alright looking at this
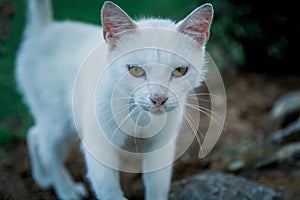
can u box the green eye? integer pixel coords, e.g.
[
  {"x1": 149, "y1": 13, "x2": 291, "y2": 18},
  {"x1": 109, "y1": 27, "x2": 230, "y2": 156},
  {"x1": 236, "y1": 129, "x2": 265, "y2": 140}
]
[
  {"x1": 172, "y1": 67, "x2": 188, "y2": 77},
  {"x1": 128, "y1": 65, "x2": 145, "y2": 77}
]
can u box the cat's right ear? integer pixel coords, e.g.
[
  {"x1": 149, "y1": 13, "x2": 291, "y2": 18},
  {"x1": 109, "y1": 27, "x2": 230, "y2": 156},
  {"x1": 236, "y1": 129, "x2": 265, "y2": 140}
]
[
  {"x1": 101, "y1": 1, "x2": 137, "y2": 49},
  {"x1": 176, "y1": 3, "x2": 213, "y2": 46}
]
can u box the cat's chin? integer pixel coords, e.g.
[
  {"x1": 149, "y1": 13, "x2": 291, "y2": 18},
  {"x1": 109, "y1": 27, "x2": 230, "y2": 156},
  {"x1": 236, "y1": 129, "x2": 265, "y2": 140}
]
[
  {"x1": 149, "y1": 106, "x2": 173, "y2": 115},
  {"x1": 150, "y1": 109, "x2": 165, "y2": 115},
  {"x1": 138, "y1": 105, "x2": 166, "y2": 115}
]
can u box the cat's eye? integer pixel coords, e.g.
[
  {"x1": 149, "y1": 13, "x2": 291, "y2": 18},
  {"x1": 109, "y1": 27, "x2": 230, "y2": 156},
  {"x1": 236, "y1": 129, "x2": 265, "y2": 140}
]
[
  {"x1": 172, "y1": 67, "x2": 188, "y2": 77},
  {"x1": 127, "y1": 65, "x2": 145, "y2": 77}
]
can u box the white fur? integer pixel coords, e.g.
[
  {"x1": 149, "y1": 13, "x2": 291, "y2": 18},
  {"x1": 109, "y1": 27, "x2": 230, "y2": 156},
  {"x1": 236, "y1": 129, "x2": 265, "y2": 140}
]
[{"x1": 16, "y1": 1, "x2": 213, "y2": 199}]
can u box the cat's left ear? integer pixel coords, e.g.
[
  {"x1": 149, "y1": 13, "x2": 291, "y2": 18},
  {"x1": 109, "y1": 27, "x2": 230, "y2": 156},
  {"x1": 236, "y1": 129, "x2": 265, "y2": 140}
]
[
  {"x1": 177, "y1": 3, "x2": 213, "y2": 46},
  {"x1": 101, "y1": 1, "x2": 137, "y2": 48}
]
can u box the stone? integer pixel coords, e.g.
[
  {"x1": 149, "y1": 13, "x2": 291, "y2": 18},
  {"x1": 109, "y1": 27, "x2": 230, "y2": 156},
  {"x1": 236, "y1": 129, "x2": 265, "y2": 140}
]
[{"x1": 170, "y1": 171, "x2": 282, "y2": 200}]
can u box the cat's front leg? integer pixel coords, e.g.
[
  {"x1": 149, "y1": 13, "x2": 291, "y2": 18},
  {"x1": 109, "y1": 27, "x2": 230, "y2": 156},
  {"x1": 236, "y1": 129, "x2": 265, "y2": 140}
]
[
  {"x1": 83, "y1": 149, "x2": 127, "y2": 200},
  {"x1": 143, "y1": 165, "x2": 173, "y2": 200},
  {"x1": 142, "y1": 141, "x2": 176, "y2": 200}
]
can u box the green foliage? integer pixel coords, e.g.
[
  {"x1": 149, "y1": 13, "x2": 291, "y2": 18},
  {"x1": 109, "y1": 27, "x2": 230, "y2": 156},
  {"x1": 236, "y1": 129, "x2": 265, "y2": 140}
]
[{"x1": 0, "y1": 0, "x2": 32, "y2": 147}]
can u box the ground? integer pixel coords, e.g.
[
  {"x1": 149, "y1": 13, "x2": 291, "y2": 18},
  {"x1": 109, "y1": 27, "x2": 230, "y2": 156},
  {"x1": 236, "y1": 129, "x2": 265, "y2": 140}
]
[{"x1": 0, "y1": 72, "x2": 299, "y2": 200}]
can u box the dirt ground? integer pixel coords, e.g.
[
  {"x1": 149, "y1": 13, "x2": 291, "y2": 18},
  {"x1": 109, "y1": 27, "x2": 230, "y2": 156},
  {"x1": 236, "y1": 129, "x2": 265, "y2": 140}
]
[{"x1": 1, "y1": 72, "x2": 300, "y2": 200}]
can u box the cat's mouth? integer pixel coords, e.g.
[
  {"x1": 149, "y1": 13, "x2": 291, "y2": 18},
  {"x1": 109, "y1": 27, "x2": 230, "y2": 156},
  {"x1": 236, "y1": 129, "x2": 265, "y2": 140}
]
[
  {"x1": 149, "y1": 106, "x2": 166, "y2": 115},
  {"x1": 136, "y1": 101, "x2": 178, "y2": 114}
]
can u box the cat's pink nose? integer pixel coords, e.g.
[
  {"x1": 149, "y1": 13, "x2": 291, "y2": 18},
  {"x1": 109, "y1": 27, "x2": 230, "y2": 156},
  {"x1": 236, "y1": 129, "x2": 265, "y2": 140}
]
[{"x1": 150, "y1": 96, "x2": 168, "y2": 106}]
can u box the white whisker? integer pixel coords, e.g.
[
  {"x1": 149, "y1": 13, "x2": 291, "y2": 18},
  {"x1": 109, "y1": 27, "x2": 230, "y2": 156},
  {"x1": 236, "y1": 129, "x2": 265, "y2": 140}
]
[
  {"x1": 101, "y1": 103, "x2": 135, "y2": 128},
  {"x1": 185, "y1": 111, "x2": 204, "y2": 139},
  {"x1": 110, "y1": 96, "x2": 134, "y2": 100},
  {"x1": 187, "y1": 96, "x2": 211, "y2": 103},
  {"x1": 185, "y1": 103, "x2": 223, "y2": 128},
  {"x1": 98, "y1": 103, "x2": 132, "y2": 115},
  {"x1": 187, "y1": 93, "x2": 218, "y2": 97},
  {"x1": 133, "y1": 109, "x2": 143, "y2": 153},
  {"x1": 185, "y1": 103, "x2": 222, "y2": 120},
  {"x1": 183, "y1": 112, "x2": 204, "y2": 156},
  {"x1": 110, "y1": 106, "x2": 140, "y2": 141},
  {"x1": 111, "y1": 95, "x2": 146, "y2": 100}
]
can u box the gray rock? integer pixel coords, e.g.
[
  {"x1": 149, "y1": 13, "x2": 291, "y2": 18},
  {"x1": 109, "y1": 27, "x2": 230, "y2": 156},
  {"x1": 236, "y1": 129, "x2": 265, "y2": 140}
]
[{"x1": 170, "y1": 171, "x2": 282, "y2": 200}]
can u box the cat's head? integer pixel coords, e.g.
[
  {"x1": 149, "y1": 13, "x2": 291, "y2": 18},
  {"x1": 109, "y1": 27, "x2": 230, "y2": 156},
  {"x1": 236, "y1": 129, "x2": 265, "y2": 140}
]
[{"x1": 101, "y1": 1, "x2": 213, "y2": 114}]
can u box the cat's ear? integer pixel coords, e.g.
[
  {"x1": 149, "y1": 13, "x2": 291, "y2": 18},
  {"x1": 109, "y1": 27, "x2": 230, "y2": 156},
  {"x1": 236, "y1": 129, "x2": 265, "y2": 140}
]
[
  {"x1": 177, "y1": 3, "x2": 213, "y2": 46},
  {"x1": 101, "y1": 1, "x2": 137, "y2": 48}
]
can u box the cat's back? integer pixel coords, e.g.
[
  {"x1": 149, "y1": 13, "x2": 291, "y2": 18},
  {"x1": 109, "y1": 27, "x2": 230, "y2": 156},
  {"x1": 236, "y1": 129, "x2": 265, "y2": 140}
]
[
  {"x1": 16, "y1": 20, "x2": 102, "y2": 117},
  {"x1": 17, "y1": 20, "x2": 102, "y2": 71}
]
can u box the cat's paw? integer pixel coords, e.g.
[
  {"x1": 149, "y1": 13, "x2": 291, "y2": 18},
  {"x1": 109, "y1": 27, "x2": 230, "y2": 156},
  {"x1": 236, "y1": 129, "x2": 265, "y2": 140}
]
[
  {"x1": 74, "y1": 183, "x2": 88, "y2": 198},
  {"x1": 32, "y1": 173, "x2": 52, "y2": 190},
  {"x1": 58, "y1": 182, "x2": 88, "y2": 200}
]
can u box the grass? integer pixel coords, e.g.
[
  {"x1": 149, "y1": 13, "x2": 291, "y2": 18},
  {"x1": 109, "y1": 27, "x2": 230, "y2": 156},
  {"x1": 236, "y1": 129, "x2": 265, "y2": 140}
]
[{"x1": 0, "y1": 0, "x2": 207, "y2": 147}]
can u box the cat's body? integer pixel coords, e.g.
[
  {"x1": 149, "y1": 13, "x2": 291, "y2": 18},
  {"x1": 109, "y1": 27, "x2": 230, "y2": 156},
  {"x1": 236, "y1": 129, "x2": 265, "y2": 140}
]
[{"x1": 16, "y1": 0, "x2": 213, "y2": 199}]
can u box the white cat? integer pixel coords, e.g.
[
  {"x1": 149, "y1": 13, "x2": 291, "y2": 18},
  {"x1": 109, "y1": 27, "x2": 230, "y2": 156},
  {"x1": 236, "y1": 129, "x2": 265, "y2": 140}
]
[{"x1": 16, "y1": 0, "x2": 213, "y2": 199}]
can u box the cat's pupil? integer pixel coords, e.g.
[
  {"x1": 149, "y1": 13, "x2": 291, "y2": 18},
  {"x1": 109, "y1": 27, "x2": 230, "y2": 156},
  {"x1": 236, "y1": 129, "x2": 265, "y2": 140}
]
[{"x1": 172, "y1": 67, "x2": 188, "y2": 77}]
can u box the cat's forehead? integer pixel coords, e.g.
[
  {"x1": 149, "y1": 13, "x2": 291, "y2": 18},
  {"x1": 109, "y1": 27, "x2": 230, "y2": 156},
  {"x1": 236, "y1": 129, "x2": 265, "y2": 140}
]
[
  {"x1": 118, "y1": 48, "x2": 190, "y2": 67},
  {"x1": 109, "y1": 27, "x2": 204, "y2": 65}
]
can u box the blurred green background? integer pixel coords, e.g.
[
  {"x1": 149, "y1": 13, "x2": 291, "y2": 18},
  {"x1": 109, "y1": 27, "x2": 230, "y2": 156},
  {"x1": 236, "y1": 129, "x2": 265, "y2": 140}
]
[{"x1": 0, "y1": 0, "x2": 298, "y2": 146}]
